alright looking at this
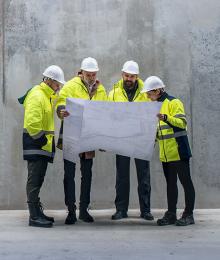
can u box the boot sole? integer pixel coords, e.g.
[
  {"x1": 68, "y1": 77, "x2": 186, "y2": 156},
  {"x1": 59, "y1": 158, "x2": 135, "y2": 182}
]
[
  {"x1": 176, "y1": 221, "x2": 195, "y2": 226},
  {"x1": 65, "y1": 220, "x2": 77, "y2": 225},
  {"x1": 141, "y1": 216, "x2": 154, "y2": 221},
  {"x1": 29, "y1": 221, "x2": 53, "y2": 228},
  {"x1": 157, "y1": 220, "x2": 176, "y2": 226},
  {"x1": 111, "y1": 215, "x2": 128, "y2": 220}
]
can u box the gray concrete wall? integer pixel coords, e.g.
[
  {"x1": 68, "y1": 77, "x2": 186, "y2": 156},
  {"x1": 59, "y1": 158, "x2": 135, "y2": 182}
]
[{"x1": 0, "y1": 0, "x2": 220, "y2": 209}]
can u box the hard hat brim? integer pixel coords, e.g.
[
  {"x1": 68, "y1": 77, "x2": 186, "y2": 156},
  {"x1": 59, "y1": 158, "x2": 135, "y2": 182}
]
[
  {"x1": 81, "y1": 68, "x2": 99, "y2": 72},
  {"x1": 57, "y1": 80, "x2": 66, "y2": 85},
  {"x1": 141, "y1": 85, "x2": 165, "y2": 93},
  {"x1": 122, "y1": 69, "x2": 139, "y2": 75},
  {"x1": 140, "y1": 89, "x2": 147, "y2": 93},
  {"x1": 42, "y1": 73, "x2": 66, "y2": 85}
]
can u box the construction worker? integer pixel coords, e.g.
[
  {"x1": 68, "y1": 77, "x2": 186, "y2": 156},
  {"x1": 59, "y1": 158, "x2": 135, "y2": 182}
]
[
  {"x1": 56, "y1": 57, "x2": 107, "y2": 224},
  {"x1": 108, "y1": 61, "x2": 154, "y2": 221},
  {"x1": 141, "y1": 76, "x2": 195, "y2": 226},
  {"x1": 18, "y1": 65, "x2": 65, "y2": 227}
]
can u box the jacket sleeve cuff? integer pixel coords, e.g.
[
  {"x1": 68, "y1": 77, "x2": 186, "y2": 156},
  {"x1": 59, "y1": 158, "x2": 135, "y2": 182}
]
[{"x1": 164, "y1": 115, "x2": 175, "y2": 128}]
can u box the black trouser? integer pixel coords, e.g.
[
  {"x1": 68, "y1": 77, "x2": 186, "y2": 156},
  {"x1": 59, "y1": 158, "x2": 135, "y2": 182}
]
[
  {"x1": 115, "y1": 155, "x2": 151, "y2": 213},
  {"x1": 26, "y1": 160, "x2": 48, "y2": 203},
  {"x1": 64, "y1": 159, "x2": 76, "y2": 207},
  {"x1": 162, "y1": 160, "x2": 195, "y2": 215},
  {"x1": 64, "y1": 158, "x2": 93, "y2": 210}
]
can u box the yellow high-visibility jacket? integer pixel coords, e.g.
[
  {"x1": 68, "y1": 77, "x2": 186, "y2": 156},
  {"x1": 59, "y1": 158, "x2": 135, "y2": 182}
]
[
  {"x1": 20, "y1": 82, "x2": 56, "y2": 162},
  {"x1": 56, "y1": 76, "x2": 107, "y2": 158},
  {"x1": 108, "y1": 78, "x2": 150, "y2": 102},
  {"x1": 56, "y1": 76, "x2": 107, "y2": 110},
  {"x1": 157, "y1": 92, "x2": 192, "y2": 162}
]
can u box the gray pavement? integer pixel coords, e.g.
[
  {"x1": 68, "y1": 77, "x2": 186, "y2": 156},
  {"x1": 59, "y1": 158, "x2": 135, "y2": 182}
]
[{"x1": 0, "y1": 209, "x2": 220, "y2": 260}]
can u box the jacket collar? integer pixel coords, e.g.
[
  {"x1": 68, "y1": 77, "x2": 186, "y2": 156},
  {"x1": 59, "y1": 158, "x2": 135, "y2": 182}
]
[
  {"x1": 116, "y1": 78, "x2": 143, "y2": 92},
  {"x1": 72, "y1": 76, "x2": 101, "y2": 96},
  {"x1": 157, "y1": 92, "x2": 168, "y2": 102},
  {"x1": 39, "y1": 82, "x2": 55, "y2": 98}
]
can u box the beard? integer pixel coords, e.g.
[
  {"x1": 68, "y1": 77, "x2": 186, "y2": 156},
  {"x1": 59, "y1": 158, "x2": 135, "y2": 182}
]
[
  {"x1": 124, "y1": 80, "x2": 135, "y2": 89},
  {"x1": 84, "y1": 78, "x2": 96, "y2": 86}
]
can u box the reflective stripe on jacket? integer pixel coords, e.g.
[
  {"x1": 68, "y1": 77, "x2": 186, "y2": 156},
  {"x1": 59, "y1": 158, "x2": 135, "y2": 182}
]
[
  {"x1": 108, "y1": 78, "x2": 150, "y2": 102},
  {"x1": 157, "y1": 92, "x2": 192, "y2": 162},
  {"x1": 21, "y1": 82, "x2": 56, "y2": 162},
  {"x1": 56, "y1": 76, "x2": 107, "y2": 159}
]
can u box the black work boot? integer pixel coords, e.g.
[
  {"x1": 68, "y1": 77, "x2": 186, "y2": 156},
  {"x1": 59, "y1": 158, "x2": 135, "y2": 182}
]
[
  {"x1": 111, "y1": 211, "x2": 128, "y2": 220},
  {"x1": 28, "y1": 203, "x2": 53, "y2": 228},
  {"x1": 140, "y1": 212, "x2": 154, "y2": 221},
  {"x1": 38, "y1": 201, "x2": 54, "y2": 223},
  {"x1": 157, "y1": 211, "x2": 177, "y2": 226},
  {"x1": 176, "y1": 212, "x2": 195, "y2": 226},
  {"x1": 79, "y1": 208, "x2": 94, "y2": 223},
  {"x1": 65, "y1": 206, "x2": 77, "y2": 225}
]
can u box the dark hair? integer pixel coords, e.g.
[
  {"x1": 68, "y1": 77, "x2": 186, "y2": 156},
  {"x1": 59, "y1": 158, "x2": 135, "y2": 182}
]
[{"x1": 77, "y1": 70, "x2": 83, "y2": 76}]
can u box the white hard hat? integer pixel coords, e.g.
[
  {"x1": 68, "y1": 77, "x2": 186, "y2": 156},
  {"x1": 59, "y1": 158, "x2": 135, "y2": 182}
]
[
  {"x1": 141, "y1": 76, "x2": 165, "y2": 93},
  {"x1": 122, "y1": 60, "x2": 139, "y2": 75},
  {"x1": 80, "y1": 57, "x2": 99, "y2": 72},
  {"x1": 43, "y1": 65, "x2": 66, "y2": 85}
]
